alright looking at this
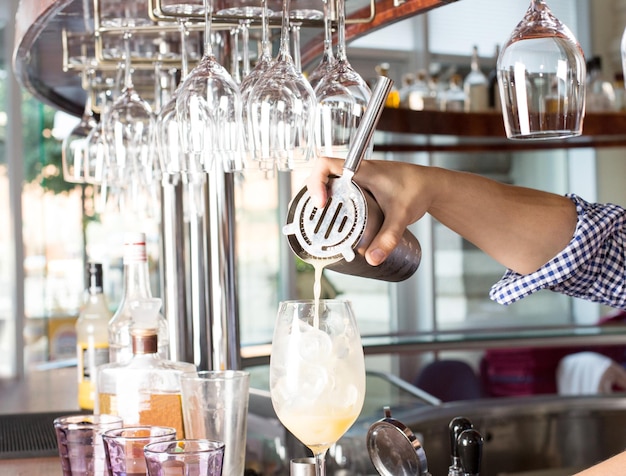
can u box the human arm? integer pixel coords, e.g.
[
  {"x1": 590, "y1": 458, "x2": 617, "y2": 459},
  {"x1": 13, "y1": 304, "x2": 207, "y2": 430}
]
[
  {"x1": 306, "y1": 156, "x2": 577, "y2": 275},
  {"x1": 574, "y1": 452, "x2": 626, "y2": 476}
]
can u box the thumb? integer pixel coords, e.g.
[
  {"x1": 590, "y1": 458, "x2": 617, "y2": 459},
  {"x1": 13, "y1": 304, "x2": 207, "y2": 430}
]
[{"x1": 364, "y1": 223, "x2": 406, "y2": 266}]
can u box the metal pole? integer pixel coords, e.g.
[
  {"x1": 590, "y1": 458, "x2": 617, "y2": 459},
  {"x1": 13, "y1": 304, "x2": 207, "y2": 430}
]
[
  {"x1": 160, "y1": 175, "x2": 193, "y2": 363},
  {"x1": 206, "y1": 163, "x2": 241, "y2": 370}
]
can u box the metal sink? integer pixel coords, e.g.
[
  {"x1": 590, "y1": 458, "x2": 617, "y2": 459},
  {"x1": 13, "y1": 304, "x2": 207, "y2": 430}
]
[{"x1": 376, "y1": 394, "x2": 626, "y2": 476}]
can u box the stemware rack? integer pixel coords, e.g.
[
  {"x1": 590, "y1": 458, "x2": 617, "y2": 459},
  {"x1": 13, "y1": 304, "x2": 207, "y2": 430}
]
[{"x1": 15, "y1": 0, "x2": 454, "y2": 117}]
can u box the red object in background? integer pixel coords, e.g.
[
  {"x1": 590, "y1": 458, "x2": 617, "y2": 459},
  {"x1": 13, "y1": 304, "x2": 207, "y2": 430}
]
[{"x1": 481, "y1": 344, "x2": 626, "y2": 397}]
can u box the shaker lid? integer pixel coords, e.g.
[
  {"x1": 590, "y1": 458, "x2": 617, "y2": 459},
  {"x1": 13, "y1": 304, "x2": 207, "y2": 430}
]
[{"x1": 367, "y1": 406, "x2": 429, "y2": 476}]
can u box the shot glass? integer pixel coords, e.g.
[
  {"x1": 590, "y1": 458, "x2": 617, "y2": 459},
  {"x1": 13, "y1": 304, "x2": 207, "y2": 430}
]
[
  {"x1": 181, "y1": 370, "x2": 250, "y2": 476},
  {"x1": 102, "y1": 426, "x2": 177, "y2": 476},
  {"x1": 53, "y1": 413, "x2": 124, "y2": 476},
  {"x1": 144, "y1": 439, "x2": 225, "y2": 476}
]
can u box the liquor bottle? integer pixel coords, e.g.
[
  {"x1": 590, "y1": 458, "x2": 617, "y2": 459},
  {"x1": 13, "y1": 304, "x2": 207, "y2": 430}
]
[
  {"x1": 400, "y1": 70, "x2": 433, "y2": 111},
  {"x1": 439, "y1": 74, "x2": 466, "y2": 112},
  {"x1": 98, "y1": 298, "x2": 195, "y2": 438},
  {"x1": 76, "y1": 262, "x2": 111, "y2": 410},
  {"x1": 375, "y1": 63, "x2": 400, "y2": 108},
  {"x1": 586, "y1": 56, "x2": 616, "y2": 112},
  {"x1": 487, "y1": 44, "x2": 501, "y2": 111},
  {"x1": 108, "y1": 232, "x2": 169, "y2": 363},
  {"x1": 463, "y1": 45, "x2": 489, "y2": 112}
]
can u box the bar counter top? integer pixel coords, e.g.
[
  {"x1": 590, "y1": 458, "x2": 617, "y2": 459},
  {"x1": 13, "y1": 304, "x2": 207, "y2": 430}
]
[
  {"x1": 0, "y1": 366, "x2": 78, "y2": 474},
  {"x1": 1, "y1": 457, "x2": 61, "y2": 475}
]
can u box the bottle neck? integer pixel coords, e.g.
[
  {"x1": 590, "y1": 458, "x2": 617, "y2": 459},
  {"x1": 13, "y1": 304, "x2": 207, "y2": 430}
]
[
  {"x1": 121, "y1": 239, "x2": 152, "y2": 299},
  {"x1": 471, "y1": 48, "x2": 480, "y2": 72},
  {"x1": 132, "y1": 331, "x2": 159, "y2": 355},
  {"x1": 122, "y1": 259, "x2": 153, "y2": 299},
  {"x1": 88, "y1": 285, "x2": 104, "y2": 296}
]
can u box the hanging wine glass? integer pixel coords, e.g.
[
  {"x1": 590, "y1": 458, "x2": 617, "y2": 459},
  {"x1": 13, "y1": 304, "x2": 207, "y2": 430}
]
[
  {"x1": 175, "y1": 0, "x2": 245, "y2": 173},
  {"x1": 102, "y1": 30, "x2": 156, "y2": 216},
  {"x1": 155, "y1": 20, "x2": 208, "y2": 218},
  {"x1": 62, "y1": 68, "x2": 98, "y2": 184},
  {"x1": 85, "y1": 81, "x2": 114, "y2": 186},
  {"x1": 306, "y1": 0, "x2": 335, "y2": 90},
  {"x1": 239, "y1": 0, "x2": 275, "y2": 168},
  {"x1": 497, "y1": 0, "x2": 586, "y2": 140},
  {"x1": 247, "y1": 0, "x2": 317, "y2": 171},
  {"x1": 313, "y1": 0, "x2": 371, "y2": 159}
]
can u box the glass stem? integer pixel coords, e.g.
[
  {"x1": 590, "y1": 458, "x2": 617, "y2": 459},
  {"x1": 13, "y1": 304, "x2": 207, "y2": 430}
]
[
  {"x1": 241, "y1": 20, "x2": 251, "y2": 78},
  {"x1": 291, "y1": 22, "x2": 302, "y2": 72},
  {"x1": 231, "y1": 26, "x2": 241, "y2": 83},
  {"x1": 261, "y1": 0, "x2": 271, "y2": 58},
  {"x1": 179, "y1": 19, "x2": 189, "y2": 78},
  {"x1": 314, "y1": 450, "x2": 327, "y2": 476},
  {"x1": 322, "y1": 0, "x2": 334, "y2": 60},
  {"x1": 123, "y1": 30, "x2": 133, "y2": 90},
  {"x1": 336, "y1": 0, "x2": 347, "y2": 62},
  {"x1": 278, "y1": 0, "x2": 292, "y2": 59},
  {"x1": 203, "y1": 0, "x2": 214, "y2": 57}
]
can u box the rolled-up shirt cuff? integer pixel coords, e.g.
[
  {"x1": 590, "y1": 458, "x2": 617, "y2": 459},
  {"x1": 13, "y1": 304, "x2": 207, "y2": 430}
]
[{"x1": 490, "y1": 194, "x2": 626, "y2": 307}]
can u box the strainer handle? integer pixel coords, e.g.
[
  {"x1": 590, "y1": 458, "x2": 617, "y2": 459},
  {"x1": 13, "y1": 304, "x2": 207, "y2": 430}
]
[{"x1": 343, "y1": 75, "x2": 394, "y2": 174}]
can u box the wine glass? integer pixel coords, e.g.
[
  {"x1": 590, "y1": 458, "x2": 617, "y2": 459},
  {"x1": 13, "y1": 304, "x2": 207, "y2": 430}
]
[
  {"x1": 247, "y1": 0, "x2": 317, "y2": 171},
  {"x1": 306, "y1": 0, "x2": 335, "y2": 90},
  {"x1": 62, "y1": 69, "x2": 98, "y2": 183},
  {"x1": 269, "y1": 299, "x2": 366, "y2": 476},
  {"x1": 239, "y1": 0, "x2": 274, "y2": 168},
  {"x1": 497, "y1": 0, "x2": 586, "y2": 140},
  {"x1": 313, "y1": 0, "x2": 371, "y2": 159},
  {"x1": 85, "y1": 83, "x2": 114, "y2": 186},
  {"x1": 102, "y1": 30, "x2": 156, "y2": 216},
  {"x1": 175, "y1": 0, "x2": 244, "y2": 173}
]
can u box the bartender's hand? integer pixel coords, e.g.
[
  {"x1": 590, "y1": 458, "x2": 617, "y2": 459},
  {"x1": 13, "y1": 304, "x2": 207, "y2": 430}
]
[{"x1": 306, "y1": 156, "x2": 433, "y2": 267}]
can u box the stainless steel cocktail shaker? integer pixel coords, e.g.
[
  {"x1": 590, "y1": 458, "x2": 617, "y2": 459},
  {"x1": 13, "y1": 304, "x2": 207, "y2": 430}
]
[{"x1": 282, "y1": 76, "x2": 422, "y2": 282}]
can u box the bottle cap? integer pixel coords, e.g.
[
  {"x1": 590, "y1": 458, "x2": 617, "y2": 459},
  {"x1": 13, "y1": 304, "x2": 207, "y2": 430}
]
[
  {"x1": 123, "y1": 232, "x2": 147, "y2": 263},
  {"x1": 87, "y1": 262, "x2": 103, "y2": 292}
]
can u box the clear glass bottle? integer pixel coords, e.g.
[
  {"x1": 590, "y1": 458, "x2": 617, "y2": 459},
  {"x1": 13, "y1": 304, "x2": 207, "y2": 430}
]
[
  {"x1": 463, "y1": 45, "x2": 489, "y2": 112},
  {"x1": 586, "y1": 56, "x2": 616, "y2": 112},
  {"x1": 76, "y1": 262, "x2": 111, "y2": 410},
  {"x1": 108, "y1": 232, "x2": 169, "y2": 363},
  {"x1": 404, "y1": 70, "x2": 434, "y2": 111},
  {"x1": 98, "y1": 298, "x2": 195, "y2": 438},
  {"x1": 439, "y1": 74, "x2": 466, "y2": 112}
]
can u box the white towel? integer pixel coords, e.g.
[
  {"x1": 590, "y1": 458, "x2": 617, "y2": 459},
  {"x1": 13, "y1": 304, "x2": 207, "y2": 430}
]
[{"x1": 556, "y1": 352, "x2": 613, "y2": 395}]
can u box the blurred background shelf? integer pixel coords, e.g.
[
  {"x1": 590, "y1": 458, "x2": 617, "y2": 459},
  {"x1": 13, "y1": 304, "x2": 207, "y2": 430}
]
[{"x1": 375, "y1": 108, "x2": 626, "y2": 152}]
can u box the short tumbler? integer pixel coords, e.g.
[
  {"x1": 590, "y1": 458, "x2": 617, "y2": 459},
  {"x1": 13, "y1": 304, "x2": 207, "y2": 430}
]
[
  {"x1": 53, "y1": 413, "x2": 123, "y2": 476},
  {"x1": 144, "y1": 439, "x2": 225, "y2": 476},
  {"x1": 102, "y1": 425, "x2": 177, "y2": 476}
]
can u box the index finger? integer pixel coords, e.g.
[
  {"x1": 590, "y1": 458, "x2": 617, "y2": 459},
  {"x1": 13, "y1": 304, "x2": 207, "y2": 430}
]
[{"x1": 305, "y1": 157, "x2": 346, "y2": 208}]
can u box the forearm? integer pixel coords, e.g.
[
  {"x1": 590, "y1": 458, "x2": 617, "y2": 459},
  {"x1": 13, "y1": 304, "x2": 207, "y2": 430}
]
[
  {"x1": 307, "y1": 157, "x2": 578, "y2": 274},
  {"x1": 575, "y1": 451, "x2": 626, "y2": 476},
  {"x1": 423, "y1": 167, "x2": 577, "y2": 274}
]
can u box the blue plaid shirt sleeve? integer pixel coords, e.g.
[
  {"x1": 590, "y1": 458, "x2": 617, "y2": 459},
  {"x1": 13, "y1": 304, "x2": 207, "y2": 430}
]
[{"x1": 490, "y1": 194, "x2": 626, "y2": 308}]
